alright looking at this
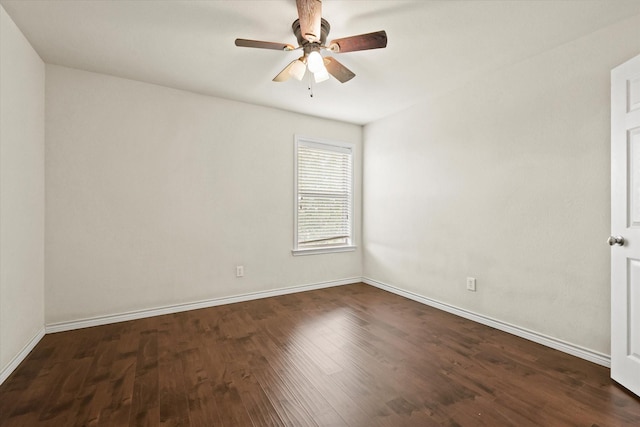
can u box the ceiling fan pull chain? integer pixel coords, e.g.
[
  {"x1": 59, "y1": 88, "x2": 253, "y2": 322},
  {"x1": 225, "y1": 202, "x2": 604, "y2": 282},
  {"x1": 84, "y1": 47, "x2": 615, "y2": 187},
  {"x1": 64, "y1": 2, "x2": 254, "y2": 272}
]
[{"x1": 308, "y1": 72, "x2": 314, "y2": 98}]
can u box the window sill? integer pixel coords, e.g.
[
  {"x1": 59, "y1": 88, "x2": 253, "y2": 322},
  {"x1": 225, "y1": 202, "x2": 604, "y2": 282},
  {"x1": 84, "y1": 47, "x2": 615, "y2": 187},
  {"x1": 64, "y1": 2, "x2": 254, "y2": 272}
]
[{"x1": 292, "y1": 245, "x2": 357, "y2": 256}]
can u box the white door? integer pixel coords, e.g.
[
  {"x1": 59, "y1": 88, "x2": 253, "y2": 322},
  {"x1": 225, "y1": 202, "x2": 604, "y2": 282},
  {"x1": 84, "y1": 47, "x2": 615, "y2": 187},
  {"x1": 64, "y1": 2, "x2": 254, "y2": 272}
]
[{"x1": 611, "y1": 53, "x2": 640, "y2": 397}]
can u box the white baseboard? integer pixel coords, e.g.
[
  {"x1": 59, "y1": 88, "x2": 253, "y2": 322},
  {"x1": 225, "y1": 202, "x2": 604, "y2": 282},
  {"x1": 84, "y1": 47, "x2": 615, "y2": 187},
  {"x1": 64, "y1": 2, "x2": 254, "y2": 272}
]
[
  {"x1": 9, "y1": 276, "x2": 607, "y2": 388},
  {"x1": 45, "y1": 278, "x2": 358, "y2": 334},
  {"x1": 0, "y1": 326, "x2": 45, "y2": 386},
  {"x1": 362, "y1": 277, "x2": 611, "y2": 368}
]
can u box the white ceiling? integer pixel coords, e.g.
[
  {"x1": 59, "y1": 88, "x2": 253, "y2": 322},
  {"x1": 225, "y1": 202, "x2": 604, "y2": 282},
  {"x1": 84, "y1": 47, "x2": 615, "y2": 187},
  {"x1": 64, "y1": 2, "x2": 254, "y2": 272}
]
[{"x1": 3, "y1": 0, "x2": 640, "y2": 125}]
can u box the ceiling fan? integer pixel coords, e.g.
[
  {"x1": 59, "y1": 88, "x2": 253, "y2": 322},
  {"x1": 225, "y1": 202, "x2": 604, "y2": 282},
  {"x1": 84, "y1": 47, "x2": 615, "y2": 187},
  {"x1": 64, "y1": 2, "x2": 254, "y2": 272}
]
[{"x1": 234, "y1": 0, "x2": 387, "y2": 84}]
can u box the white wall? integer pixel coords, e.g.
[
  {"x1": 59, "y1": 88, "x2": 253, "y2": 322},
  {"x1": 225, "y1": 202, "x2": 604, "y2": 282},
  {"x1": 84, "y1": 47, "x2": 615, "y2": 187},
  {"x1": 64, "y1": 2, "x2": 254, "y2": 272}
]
[
  {"x1": 45, "y1": 65, "x2": 362, "y2": 325},
  {"x1": 0, "y1": 5, "x2": 45, "y2": 377},
  {"x1": 363, "y1": 15, "x2": 640, "y2": 355}
]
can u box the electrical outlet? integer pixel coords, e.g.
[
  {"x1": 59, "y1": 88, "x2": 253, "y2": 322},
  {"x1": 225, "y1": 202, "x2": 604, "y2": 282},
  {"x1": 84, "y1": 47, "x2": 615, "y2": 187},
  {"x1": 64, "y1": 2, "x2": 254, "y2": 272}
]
[
  {"x1": 236, "y1": 265, "x2": 244, "y2": 278},
  {"x1": 466, "y1": 277, "x2": 476, "y2": 292}
]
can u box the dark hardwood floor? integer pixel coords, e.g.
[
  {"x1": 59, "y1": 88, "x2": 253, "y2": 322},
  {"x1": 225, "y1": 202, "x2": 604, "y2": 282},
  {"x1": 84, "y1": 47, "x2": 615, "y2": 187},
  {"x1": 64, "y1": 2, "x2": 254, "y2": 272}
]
[{"x1": 1, "y1": 283, "x2": 638, "y2": 426}]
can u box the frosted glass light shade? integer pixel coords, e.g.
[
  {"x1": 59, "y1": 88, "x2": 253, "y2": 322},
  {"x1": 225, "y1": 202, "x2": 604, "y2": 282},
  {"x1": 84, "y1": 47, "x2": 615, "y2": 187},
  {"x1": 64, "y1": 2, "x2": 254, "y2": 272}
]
[
  {"x1": 307, "y1": 51, "x2": 324, "y2": 73},
  {"x1": 314, "y1": 68, "x2": 330, "y2": 83},
  {"x1": 290, "y1": 60, "x2": 306, "y2": 81}
]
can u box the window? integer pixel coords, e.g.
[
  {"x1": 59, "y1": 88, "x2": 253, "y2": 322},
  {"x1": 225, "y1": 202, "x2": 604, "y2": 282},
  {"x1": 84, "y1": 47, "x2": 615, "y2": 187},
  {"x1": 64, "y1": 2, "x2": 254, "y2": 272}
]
[{"x1": 293, "y1": 136, "x2": 355, "y2": 255}]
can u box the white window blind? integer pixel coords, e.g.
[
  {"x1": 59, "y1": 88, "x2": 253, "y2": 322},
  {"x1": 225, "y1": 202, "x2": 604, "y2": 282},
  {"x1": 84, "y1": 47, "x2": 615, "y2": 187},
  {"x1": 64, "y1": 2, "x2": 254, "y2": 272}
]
[{"x1": 294, "y1": 137, "x2": 354, "y2": 254}]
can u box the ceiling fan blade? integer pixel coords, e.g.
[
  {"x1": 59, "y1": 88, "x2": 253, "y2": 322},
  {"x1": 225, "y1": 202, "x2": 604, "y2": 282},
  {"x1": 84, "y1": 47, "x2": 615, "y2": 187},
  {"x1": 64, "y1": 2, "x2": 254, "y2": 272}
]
[
  {"x1": 296, "y1": 0, "x2": 322, "y2": 42},
  {"x1": 328, "y1": 30, "x2": 387, "y2": 53},
  {"x1": 273, "y1": 58, "x2": 306, "y2": 82},
  {"x1": 235, "y1": 39, "x2": 295, "y2": 51},
  {"x1": 323, "y1": 57, "x2": 355, "y2": 83}
]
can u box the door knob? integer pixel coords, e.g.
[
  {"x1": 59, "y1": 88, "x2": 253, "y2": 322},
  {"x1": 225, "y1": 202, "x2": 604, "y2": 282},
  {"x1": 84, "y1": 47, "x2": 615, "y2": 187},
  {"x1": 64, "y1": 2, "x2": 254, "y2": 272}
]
[{"x1": 608, "y1": 235, "x2": 625, "y2": 246}]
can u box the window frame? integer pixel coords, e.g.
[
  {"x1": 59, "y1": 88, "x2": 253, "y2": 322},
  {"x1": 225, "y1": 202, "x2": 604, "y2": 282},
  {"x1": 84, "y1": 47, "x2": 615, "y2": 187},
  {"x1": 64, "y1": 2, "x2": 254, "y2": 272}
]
[{"x1": 293, "y1": 135, "x2": 356, "y2": 256}]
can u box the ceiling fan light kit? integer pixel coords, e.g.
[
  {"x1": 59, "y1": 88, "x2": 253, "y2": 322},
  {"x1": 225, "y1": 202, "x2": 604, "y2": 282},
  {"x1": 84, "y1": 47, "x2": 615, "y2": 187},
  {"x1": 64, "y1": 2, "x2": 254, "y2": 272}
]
[
  {"x1": 234, "y1": 0, "x2": 387, "y2": 91},
  {"x1": 290, "y1": 59, "x2": 307, "y2": 81},
  {"x1": 306, "y1": 50, "x2": 324, "y2": 73},
  {"x1": 313, "y1": 67, "x2": 330, "y2": 83}
]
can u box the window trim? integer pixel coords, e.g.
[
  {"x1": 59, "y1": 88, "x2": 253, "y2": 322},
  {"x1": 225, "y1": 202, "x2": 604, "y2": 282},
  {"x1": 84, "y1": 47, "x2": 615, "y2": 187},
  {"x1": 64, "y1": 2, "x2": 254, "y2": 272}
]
[{"x1": 292, "y1": 135, "x2": 356, "y2": 256}]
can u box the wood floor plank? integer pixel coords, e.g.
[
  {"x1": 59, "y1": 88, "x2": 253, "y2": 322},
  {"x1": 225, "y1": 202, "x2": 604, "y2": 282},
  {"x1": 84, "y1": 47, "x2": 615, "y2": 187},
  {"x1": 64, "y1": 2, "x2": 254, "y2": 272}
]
[
  {"x1": 98, "y1": 322, "x2": 139, "y2": 426},
  {"x1": 1, "y1": 283, "x2": 639, "y2": 426},
  {"x1": 177, "y1": 347, "x2": 221, "y2": 426},
  {"x1": 129, "y1": 329, "x2": 160, "y2": 427},
  {"x1": 249, "y1": 330, "x2": 342, "y2": 426},
  {"x1": 200, "y1": 334, "x2": 256, "y2": 426},
  {"x1": 36, "y1": 330, "x2": 97, "y2": 426},
  {"x1": 73, "y1": 326, "x2": 119, "y2": 427},
  {"x1": 157, "y1": 324, "x2": 191, "y2": 427}
]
